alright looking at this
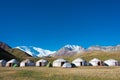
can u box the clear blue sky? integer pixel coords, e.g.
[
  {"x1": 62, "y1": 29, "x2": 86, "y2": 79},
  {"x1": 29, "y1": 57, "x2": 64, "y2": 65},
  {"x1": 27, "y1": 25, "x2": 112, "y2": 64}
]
[{"x1": 0, "y1": 0, "x2": 120, "y2": 50}]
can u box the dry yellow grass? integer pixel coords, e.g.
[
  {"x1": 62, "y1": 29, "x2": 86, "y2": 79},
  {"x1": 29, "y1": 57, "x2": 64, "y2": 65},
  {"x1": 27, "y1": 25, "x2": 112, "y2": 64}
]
[{"x1": 0, "y1": 67, "x2": 120, "y2": 80}]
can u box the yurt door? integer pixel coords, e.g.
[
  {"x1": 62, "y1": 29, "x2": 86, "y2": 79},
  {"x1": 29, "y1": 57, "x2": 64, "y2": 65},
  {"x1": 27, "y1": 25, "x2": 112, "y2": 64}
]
[
  {"x1": 25, "y1": 63, "x2": 27, "y2": 66},
  {"x1": 61, "y1": 62, "x2": 65, "y2": 66},
  {"x1": 98, "y1": 62, "x2": 101, "y2": 66},
  {"x1": 40, "y1": 62, "x2": 42, "y2": 66},
  {"x1": 80, "y1": 62, "x2": 83, "y2": 66},
  {"x1": 9, "y1": 63, "x2": 12, "y2": 67}
]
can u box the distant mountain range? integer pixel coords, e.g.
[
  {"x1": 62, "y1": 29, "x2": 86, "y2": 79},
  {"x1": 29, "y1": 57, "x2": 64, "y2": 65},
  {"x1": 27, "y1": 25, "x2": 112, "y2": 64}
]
[
  {"x1": 1, "y1": 41, "x2": 120, "y2": 58},
  {"x1": 16, "y1": 44, "x2": 120, "y2": 57},
  {"x1": 88, "y1": 45, "x2": 120, "y2": 52}
]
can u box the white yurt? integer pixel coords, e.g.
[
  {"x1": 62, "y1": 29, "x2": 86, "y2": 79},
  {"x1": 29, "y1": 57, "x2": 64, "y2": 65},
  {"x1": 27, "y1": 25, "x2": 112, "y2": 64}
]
[
  {"x1": 62, "y1": 63, "x2": 72, "y2": 68},
  {"x1": 6, "y1": 59, "x2": 19, "y2": 67},
  {"x1": 104, "y1": 59, "x2": 119, "y2": 66},
  {"x1": 20, "y1": 59, "x2": 35, "y2": 67},
  {"x1": 36, "y1": 59, "x2": 48, "y2": 67},
  {"x1": 89, "y1": 58, "x2": 103, "y2": 66},
  {"x1": 0, "y1": 59, "x2": 6, "y2": 67},
  {"x1": 72, "y1": 58, "x2": 86, "y2": 66},
  {"x1": 53, "y1": 58, "x2": 67, "y2": 67}
]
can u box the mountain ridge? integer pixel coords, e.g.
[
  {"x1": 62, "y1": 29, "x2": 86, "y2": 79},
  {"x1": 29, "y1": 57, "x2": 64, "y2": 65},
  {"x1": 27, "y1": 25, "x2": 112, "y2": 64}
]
[
  {"x1": 52, "y1": 45, "x2": 85, "y2": 57},
  {"x1": 15, "y1": 44, "x2": 120, "y2": 57},
  {"x1": 1, "y1": 41, "x2": 120, "y2": 58}
]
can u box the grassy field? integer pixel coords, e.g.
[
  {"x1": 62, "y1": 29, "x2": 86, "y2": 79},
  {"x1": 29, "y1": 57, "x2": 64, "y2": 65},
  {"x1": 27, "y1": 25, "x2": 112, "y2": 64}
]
[
  {"x1": 0, "y1": 67, "x2": 120, "y2": 80},
  {"x1": 67, "y1": 51, "x2": 120, "y2": 62}
]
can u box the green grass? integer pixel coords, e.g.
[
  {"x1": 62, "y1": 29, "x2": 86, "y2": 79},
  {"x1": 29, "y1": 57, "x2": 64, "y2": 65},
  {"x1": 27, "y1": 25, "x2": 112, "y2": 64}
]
[{"x1": 0, "y1": 67, "x2": 120, "y2": 80}]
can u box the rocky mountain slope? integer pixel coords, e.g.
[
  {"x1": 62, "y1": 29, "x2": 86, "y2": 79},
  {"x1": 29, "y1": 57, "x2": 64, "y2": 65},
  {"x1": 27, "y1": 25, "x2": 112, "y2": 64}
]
[
  {"x1": 0, "y1": 41, "x2": 32, "y2": 61},
  {"x1": 52, "y1": 45, "x2": 85, "y2": 57},
  {"x1": 0, "y1": 47, "x2": 16, "y2": 60}
]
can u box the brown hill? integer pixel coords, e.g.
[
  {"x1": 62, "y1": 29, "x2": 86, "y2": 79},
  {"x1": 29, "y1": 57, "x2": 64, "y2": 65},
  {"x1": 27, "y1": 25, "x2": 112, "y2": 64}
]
[
  {"x1": 0, "y1": 41, "x2": 32, "y2": 61},
  {"x1": 0, "y1": 47, "x2": 16, "y2": 61}
]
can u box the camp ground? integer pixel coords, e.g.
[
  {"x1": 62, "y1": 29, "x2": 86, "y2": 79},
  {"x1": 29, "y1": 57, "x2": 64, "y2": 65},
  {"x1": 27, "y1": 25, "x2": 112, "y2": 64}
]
[{"x1": 0, "y1": 58, "x2": 120, "y2": 68}]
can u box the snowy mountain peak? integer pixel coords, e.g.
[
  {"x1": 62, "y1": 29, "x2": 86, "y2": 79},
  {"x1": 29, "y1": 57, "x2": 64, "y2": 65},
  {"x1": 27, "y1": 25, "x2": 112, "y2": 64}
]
[
  {"x1": 63, "y1": 44, "x2": 84, "y2": 52},
  {"x1": 64, "y1": 44, "x2": 80, "y2": 48},
  {"x1": 15, "y1": 46, "x2": 56, "y2": 57},
  {"x1": 52, "y1": 44, "x2": 85, "y2": 57}
]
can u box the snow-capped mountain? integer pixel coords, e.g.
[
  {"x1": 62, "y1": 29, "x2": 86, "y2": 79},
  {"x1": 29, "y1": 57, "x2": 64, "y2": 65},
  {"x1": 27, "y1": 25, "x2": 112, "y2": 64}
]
[
  {"x1": 15, "y1": 44, "x2": 120, "y2": 57},
  {"x1": 53, "y1": 45, "x2": 85, "y2": 56},
  {"x1": 15, "y1": 46, "x2": 56, "y2": 57},
  {"x1": 64, "y1": 45, "x2": 85, "y2": 52}
]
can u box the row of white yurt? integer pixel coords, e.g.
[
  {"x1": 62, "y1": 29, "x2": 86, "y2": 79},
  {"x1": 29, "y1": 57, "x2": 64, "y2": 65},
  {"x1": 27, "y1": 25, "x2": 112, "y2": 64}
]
[
  {"x1": 0, "y1": 59, "x2": 49, "y2": 67},
  {"x1": 89, "y1": 58, "x2": 119, "y2": 66},
  {"x1": 20, "y1": 59, "x2": 49, "y2": 67},
  {"x1": 0, "y1": 58, "x2": 119, "y2": 67},
  {"x1": 59, "y1": 58, "x2": 119, "y2": 67}
]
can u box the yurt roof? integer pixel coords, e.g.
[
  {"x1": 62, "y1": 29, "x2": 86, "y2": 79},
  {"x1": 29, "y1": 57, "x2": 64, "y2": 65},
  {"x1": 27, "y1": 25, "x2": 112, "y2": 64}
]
[
  {"x1": 72, "y1": 58, "x2": 84, "y2": 63},
  {"x1": 53, "y1": 58, "x2": 67, "y2": 63},
  {"x1": 89, "y1": 58, "x2": 101, "y2": 62},
  {"x1": 21, "y1": 59, "x2": 31, "y2": 63},
  {"x1": 8, "y1": 59, "x2": 18, "y2": 63},
  {"x1": 104, "y1": 59, "x2": 118, "y2": 63},
  {"x1": 36, "y1": 59, "x2": 48, "y2": 63}
]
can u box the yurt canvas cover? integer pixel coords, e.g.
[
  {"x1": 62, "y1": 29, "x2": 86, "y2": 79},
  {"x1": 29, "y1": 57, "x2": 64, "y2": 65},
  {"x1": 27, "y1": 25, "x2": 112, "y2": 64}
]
[
  {"x1": 89, "y1": 58, "x2": 103, "y2": 66},
  {"x1": 36, "y1": 59, "x2": 48, "y2": 67},
  {"x1": 72, "y1": 58, "x2": 87, "y2": 66},
  {"x1": 53, "y1": 58, "x2": 67, "y2": 67},
  {"x1": 20, "y1": 59, "x2": 35, "y2": 67},
  {"x1": 104, "y1": 59, "x2": 119, "y2": 66}
]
